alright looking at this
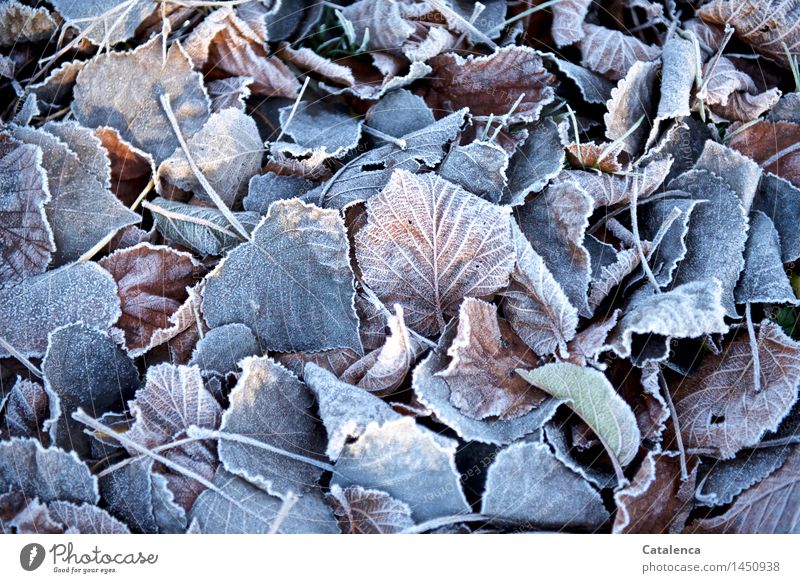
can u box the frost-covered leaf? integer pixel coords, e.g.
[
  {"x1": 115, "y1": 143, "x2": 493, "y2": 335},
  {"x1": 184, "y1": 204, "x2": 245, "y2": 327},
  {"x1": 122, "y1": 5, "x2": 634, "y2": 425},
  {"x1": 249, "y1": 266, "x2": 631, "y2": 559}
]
[
  {"x1": 327, "y1": 484, "x2": 414, "y2": 534},
  {"x1": 0, "y1": 133, "x2": 53, "y2": 288},
  {"x1": 694, "y1": 139, "x2": 761, "y2": 212},
  {"x1": 481, "y1": 441, "x2": 609, "y2": 530},
  {"x1": 184, "y1": 8, "x2": 299, "y2": 98},
  {"x1": 610, "y1": 280, "x2": 729, "y2": 360},
  {"x1": 356, "y1": 169, "x2": 514, "y2": 336},
  {"x1": 613, "y1": 451, "x2": 699, "y2": 534},
  {"x1": 365, "y1": 89, "x2": 435, "y2": 139},
  {"x1": 657, "y1": 35, "x2": 696, "y2": 120},
  {"x1": 99, "y1": 243, "x2": 203, "y2": 355},
  {"x1": 2, "y1": 495, "x2": 62, "y2": 534},
  {"x1": 27, "y1": 59, "x2": 84, "y2": 110},
  {"x1": 207, "y1": 76, "x2": 252, "y2": 113},
  {"x1": 332, "y1": 417, "x2": 470, "y2": 522},
  {"x1": 148, "y1": 197, "x2": 258, "y2": 257},
  {"x1": 189, "y1": 468, "x2": 338, "y2": 534},
  {"x1": 0, "y1": 438, "x2": 98, "y2": 505},
  {"x1": 668, "y1": 170, "x2": 749, "y2": 317},
  {"x1": 686, "y1": 445, "x2": 800, "y2": 533},
  {"x1": 540, "y1": 52, "x2": 614, "y2": 105},
  {"x1": 699, "y1": 0, "x2": 800, "y2": 68},
  {"x1": 503, "y1": 119, "x2": 565, "y2": 206},
  {"x1": 48, "y1": 501, "x2": 130, "y2": 534},
  {"x1": 43, "y1": 120, "x2": 112, "y2": 190},
  {"x1": 340, "y1": 305, "x2": 421, "y2": 396},
  {"x1": 243, "y1": 172, "x2": 314, "y2": 215},
  {"x1": 503, "y1": 223, "x2": 578, "y2": 357},
  {"x1": 701, "y1": 56, "x2": 781, "y2": 122},
  {"x1": 735, "y1": 211, "x2": 798, "y2": 305},
  {"x1": 588, "y1": 247, "x2": 641, "y2": 313},
  {"x1": 437, "y1": 298, "x2": 544, "y2": 420},
  {"x1": 580, "y1": 24, "x2": 660, "y2": 80},
  {"x1": 219, "y1": 356, "x2": 326, "y2": 498},
  {"x1": 277, "y1": 102, "x2": 362, "y2": 160},
  {"x1": 158, "y1": 108, "x2": 263, "y2": 206},
  {"x1": 518, "y1": 362, "x2": 641, "y2": 465},
  {"x1": 341, "y1": 0, "x2": 414, "y2": 50},
  {"x1": 73, "y1": 37, "x2": 210, "y2": 164},
  {"x1": 412, "y1": 322, "x2": 560, "y2": 445},
  {"x1": 672, "y1": 321, "x2": 800, "y2": 458},
  {"x1": 638, "y1": 196, "x2": 701, "y2": 287},
  {"x1": 426, "y1": 46, "x2": 555, "y2": 123},
  {"x1": 203, "y1": 199, "x2": 361, "y2": 353},
  {"x1": 566, "y1": 310, "x2": 620, "y2": 367},
  {"x1": 604, "y1": 60, "x2": 658, "y2": 156},
  {"x1": 43, "y1": 323, "x2": 139, "y2": 455},
  {"x1": 559, "y1": 156, "x2": 672, "y2": 208},
  {"x1": 10, "y1": 124, "x2": 140, "y2": 264},
  {"x1": 2, "y1": 377, "x2": 47, "y2": 439},
  {"x1": 516, "y1": 179, "x2": 593, "y2": 317},
  {"x1": 50, "y1": 0, "x2": 154, "y2": 46},
  {"x1": 697, "y1": 446, "x2": 794, "y2": 507},
  {"x1": 318, "y1": 109, "x2": 467, "y2": 210},
  {"x1": 551, "y1": 0, "x2": 592, "y2": 47},
  {"x1": 754, "y1": 173, "x2": 800, "y2": 263},
  {"x1": 189, "y1": 323, "x2": 260, "y2": 376},
  {"x1": 0, "y1": 0, "x2": 56, "y2": 46},
  {"x1": 0, "y1": 262, "x2": 121, "y2": 358},
  {"x1": 439, "y1": 141, "x2": 508, "y2": 203}
]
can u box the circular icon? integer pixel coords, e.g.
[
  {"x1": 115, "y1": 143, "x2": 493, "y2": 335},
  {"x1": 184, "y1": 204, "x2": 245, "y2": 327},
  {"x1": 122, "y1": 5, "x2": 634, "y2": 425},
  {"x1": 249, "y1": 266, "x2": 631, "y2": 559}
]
[{"x1": 20, "y1": 543, "x2": 46, "y2": 571}]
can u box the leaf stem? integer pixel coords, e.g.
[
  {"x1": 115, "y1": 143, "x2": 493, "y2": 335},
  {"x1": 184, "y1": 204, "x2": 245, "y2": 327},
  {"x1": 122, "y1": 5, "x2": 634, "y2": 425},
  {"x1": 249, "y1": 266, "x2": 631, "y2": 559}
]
[
  {"x1": 0, "y1": 337, "x2": 42, "y2": 378},
  {"x1": 658, "y1": 369, "x2": 689, "y2": 481},
  {"x1": 745, "y1": 302, "x2": 763, "y2": 393}
]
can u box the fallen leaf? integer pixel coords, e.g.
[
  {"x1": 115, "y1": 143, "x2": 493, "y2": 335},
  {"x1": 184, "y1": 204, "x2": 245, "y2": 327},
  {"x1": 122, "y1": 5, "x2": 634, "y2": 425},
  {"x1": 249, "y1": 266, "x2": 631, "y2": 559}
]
[
  {"x1": 327, "y1": 484, "x2": 414, "y2": 534},
  {"x1": 580, "y1": 23, "x2": 660, "y2": 80}
]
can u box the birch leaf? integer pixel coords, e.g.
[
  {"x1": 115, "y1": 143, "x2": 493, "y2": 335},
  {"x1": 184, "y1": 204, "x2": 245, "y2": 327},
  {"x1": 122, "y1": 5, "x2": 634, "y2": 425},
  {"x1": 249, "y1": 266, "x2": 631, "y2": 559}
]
[
  {"x1": 518, "y1": 362, "x2": 641, "y2": 466},
  {"x1": 203, "y1": 199, "x2": 362, "y2": 354}
]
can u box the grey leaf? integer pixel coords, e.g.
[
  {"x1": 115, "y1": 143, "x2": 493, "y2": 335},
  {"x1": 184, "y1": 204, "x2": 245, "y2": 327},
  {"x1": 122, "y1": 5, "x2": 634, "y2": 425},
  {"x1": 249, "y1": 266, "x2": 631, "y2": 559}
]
[
  {"x1": 540, "y1": 52, "x2": 614, "y2": 104},
  {"x1": 516, "y1": 179, "x2": 593, "y2": 317},
  {"x1": 0, "y1": 438, "x2": 98, "y2": 505},
  {"x1": 0, "y1": 262, "x2": 121, "y2": 358},
  {"x1": 73, "y1": 37, "x2": 210, "y2": 164},
  {"x1": 0, "y1": 0, "x2": 56, "y2": 46},
  {"x1": 207, "y1": 76, "x2": 252, "y2": 113},
  {"x1": 332, "y1": 417, "x2": 470, "y2": 522},
  {"x1": 50, "y1": 0, "x2": 154, "y2": 46},
  {"x1": 203, "y1": 199, "x2": 361, "y2": 354},
  {"x1": 503, "y1": 223, "x2": 578, "y2": 357},
  {"x1": 610, "y1": 279, "x2": 729, "y2": 359},
  {"x1": 3, "y1": 377, "x2": 48, "y2": 439},
  {"x1": 503, "y1": 119, "x2": 565, "y2": 206},
  {"x1": 657, "y1": 35, "x2": 696, "y2": 120},
  {"x1": 48, "y1": 501, "x2": 130, "y2": 534},
  {"x1": 278, "y1": 102, "x2": 362, "y2": 160},
  {"x1": 99, "y1": 460, "x2": 158, "y2": 534},
  {"x1": 318, "y1": 109, "x2": 467, "y2": 210},
  {"x1": 604, "y1": 60, "x2": 658, "y2": 156},
  {"x1": 43, "y1": 120, "x2": 111, "y2": 189},
  {"x1": 694, "y1": 140, "x2": 761, "y2": 212},
  {"x1": 189, "y1": 323, "x2": 261, "y2": 376},
  {"x1": 243, "y1": 172, "x2": 315, "y2": 215},
  {"x1": 149, "y1": 197, "x2": 259, "y2": 256},
  {"x1": 588, "y1": 247, "x2": 641, "y2": 313},
  {"x1": 580, "y1": 23, "x2": 660, "y2": 80},
  {"x1": 754, "y1": 173, "x2": 800, "y2": 263},
  {"x1": 43, "y1": 323, "x2": 140, "y2": 455},
  {"x1": 10, "y1": 124, "x2": 140, "y2": 264},
  {"x1": 668, "y1": 169, "x2": 749, "y2": 317},
  {"x1": 735, "y1": 211, "x2": 798, "y2": 305},
  {"x1": 481, "y1": 441, "x2": 609, "y2": 530},
  {"x1": 365, "y1": 89, "x2": 435, "y2": 139},
  {"x1": 551, "y1": 0, "x2": 592, "y2": 47},
  {"x1": 439, "y1": 140, "x2": 508, "y2": 203},
  {"x1": 219, "y1": 356, "x2": 326, "y2": 498},
  {"x1": 638, "y1": 196, "x2": 702, "y2": 287},
  {"x1": 158, "y1": 108, "x2": 263, "y2": 206},
  {"x1": 697, "y1": 447, "x2": 794, "y2": 507},
  {"x1": 189, "y1": 468, "x2": 339, "y2": 534}
]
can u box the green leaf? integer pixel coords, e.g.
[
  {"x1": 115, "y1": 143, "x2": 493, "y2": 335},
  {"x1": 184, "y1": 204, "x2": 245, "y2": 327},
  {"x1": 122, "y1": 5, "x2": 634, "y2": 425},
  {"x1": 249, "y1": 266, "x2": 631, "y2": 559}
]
[{"x1": 517, "y1": 362, "x2": 641, "y2": 465}]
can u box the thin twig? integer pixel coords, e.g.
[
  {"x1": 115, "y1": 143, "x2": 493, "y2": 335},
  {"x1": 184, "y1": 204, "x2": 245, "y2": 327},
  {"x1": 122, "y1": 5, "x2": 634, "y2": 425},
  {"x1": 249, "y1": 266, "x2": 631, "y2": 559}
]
[
  {"x1": 268, "y1": 493, "x2": 299, "y2": 534},
  {"x1": 658, "y1": 369, "x2": 689, "y2": 481},
  {"x1": 427, "y1": 0, "x2": 497, "y2": 48},
  {"x1": 276, "y1": 76, "x2": 311, "y2": 143},
  {"x1": 0, "y1": 337, "x2": 42, "y2": 378},
  {"x1": 629, "y1": 175, "x2": 661, "y2": 291},
  {"x1": 361, "y1": 125, "x2": 407, "y2": 149},
  {"x1": 142, "y1": 200, "x2": 243, "y2": 241},
  {"x1": 159, "y1": 93, "x2": 250, "y2": 240},
  {"x1": 400, "y1": 513, "x2": 488, "y2": 534},
  {"x1": 489, "y1": 92, "x2": 526, "y2": 142},
  {"x1": 484, "y1": 0, "x2": 566, "y2": 36},
  {"x1": 745, "y1": 302, "x2": 762, "y2": 393}
]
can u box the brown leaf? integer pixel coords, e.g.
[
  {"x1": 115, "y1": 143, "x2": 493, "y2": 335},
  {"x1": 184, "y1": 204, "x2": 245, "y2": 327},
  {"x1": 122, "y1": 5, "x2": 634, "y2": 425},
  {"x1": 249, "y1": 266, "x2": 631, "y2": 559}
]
[
  {"x1": 699, "y1": 0, "x2": 800, "y2": 68},
  {"x1": 3, "y1": 377, "x2": 48, "y2": 439},
  {"x1": 93, "y1": 127, "x2": 156, "y2": 207},
  {"x1": 99, "y1": 243, "x2": 204, "y2": 355},
  {"x1": 356, "y1": 169, "x2": 515, "y2": 336},
  {"x1": 613, "y1": 451, "x2": 699, "y2": 533},
  {"x1": 672, "y1": 321, "x2": 800, "y2": 458},
  {"x1": 327, "y1": 484, "x2": 414, "y2": 534},
  {"x1": 437, "y1": 298, "x2": 544, "y2": 420},
  {"x1": 0, "y1": 133, "x2": 54, "y2": 288},
  {"x1": 425, "y1": 46, "x2": 556, "y2": 123},
  {"x1": 184, "y1": 7, "x2": 299, "y2": 98},
  {"x1": 701, "y1": 57, "x2": 781, "y2": 122},
  {"x1": 580, "y1": 24, "x2": 660, "y2": 80},
  {"x1": 565, "y1": 141, "x2": 624, "y2": 173},
  {"x1": 728, "y1": 120, "x2": 800, "y2": 187},
  {"x1": 0, "y1": 0, "x2": 56, "y2": 46},
  {"x1": 686, "y1": 445, "x2": 800, "y2": 533}
]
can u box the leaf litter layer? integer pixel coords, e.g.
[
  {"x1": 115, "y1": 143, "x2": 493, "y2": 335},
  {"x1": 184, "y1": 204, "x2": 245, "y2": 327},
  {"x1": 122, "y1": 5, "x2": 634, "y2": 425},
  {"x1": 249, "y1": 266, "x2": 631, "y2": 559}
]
[{"x1": 1, "y1": 0, "x2": 800, "y2": 535}]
